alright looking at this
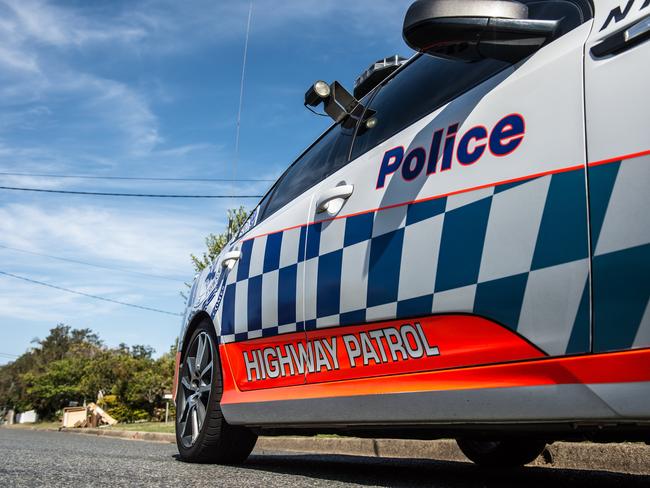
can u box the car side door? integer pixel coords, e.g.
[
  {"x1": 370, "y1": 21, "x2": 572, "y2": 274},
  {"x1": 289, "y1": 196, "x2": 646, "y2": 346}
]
[
  {"x1": 302, "y1": 0, "x2": 594, "y2": 386},
  {"x1": 584, "y1": 0, "x2": 650, "y2": 352},
  {"x1": 217, "y1": 123, "x2": 355, "y2": 392}
]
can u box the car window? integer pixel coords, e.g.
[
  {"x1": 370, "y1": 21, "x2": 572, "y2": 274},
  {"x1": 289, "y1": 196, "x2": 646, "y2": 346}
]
[
  {"x1": 350, "y1": 55, "x2": 511, "y2": 160},
  {"x1": 255, "y1": 0, "x2": 592, "y2": 225},
  {"x1": 350, "y1": 0, "x2": 592, "y2": 161},
  {"x1": 259, "y1": 123, "x2": 354, "y2": 222}
]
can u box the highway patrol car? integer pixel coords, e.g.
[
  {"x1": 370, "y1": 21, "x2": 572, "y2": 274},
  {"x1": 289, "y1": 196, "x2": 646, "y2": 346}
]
[{"x1": 174, "y1": 0, "x2": 650, "y2": 467}]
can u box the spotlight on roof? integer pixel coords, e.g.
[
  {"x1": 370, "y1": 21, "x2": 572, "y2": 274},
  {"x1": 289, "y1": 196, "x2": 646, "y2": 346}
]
[
  {"x1": 304, "y1": 80, "x2": 331, "y2": 107},
  {"x1": 304, "y1": 80, "x2": 363, "y2": 124}
]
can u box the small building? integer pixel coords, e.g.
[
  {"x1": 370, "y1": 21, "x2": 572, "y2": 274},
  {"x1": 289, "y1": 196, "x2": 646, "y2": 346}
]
[{"x1": 16, "y1": 410, "x2": 38, "y2": 424}]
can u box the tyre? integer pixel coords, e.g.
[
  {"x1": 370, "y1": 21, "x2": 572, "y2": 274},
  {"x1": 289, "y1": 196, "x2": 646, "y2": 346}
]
[
  {"x1": 175, "y1": 320, "x2": 257, "y2": 463},
  {"x1": 456, "y1": 438, "x2": 546, "y2": 468}
]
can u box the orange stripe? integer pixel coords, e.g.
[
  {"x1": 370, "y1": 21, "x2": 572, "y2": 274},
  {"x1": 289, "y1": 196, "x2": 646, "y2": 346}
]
[
  {"x1": 588, "y1": 148, "x2": 650, "y2": 167},
  {"x1": 220, "y1": 347, "x2": 650, "y2": 405},
  {"x1": 244, "y1": 147, "x2": 649, "y2": 242},
  {"x1": 243, "y1": 163, "x2": 584, "y2": 242}
]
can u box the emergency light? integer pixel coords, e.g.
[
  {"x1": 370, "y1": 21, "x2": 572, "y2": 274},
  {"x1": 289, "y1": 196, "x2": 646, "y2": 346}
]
[{"x1": 354, "y1": 55, "x2": 408, "y2": 100}]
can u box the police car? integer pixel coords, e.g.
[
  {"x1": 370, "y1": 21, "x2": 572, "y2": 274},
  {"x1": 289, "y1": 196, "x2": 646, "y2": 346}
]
[{"x1": 174, "y1": 0, "x2": 650, "y2": 467}]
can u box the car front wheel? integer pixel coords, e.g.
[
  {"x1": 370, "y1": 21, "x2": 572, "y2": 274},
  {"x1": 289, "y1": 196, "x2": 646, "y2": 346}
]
[{"x1": 175, "y1": 321, "x2": 257, "y2": 464}]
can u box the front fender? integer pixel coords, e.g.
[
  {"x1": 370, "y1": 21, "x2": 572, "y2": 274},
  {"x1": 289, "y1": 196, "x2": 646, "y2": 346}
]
[{"x1": 178, "y1": 243, "x2": 237, "y2": 352}]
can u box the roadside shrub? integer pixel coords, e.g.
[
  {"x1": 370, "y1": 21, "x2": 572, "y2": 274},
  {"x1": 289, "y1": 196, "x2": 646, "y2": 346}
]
[{"x1": 106, "y1": 404, "x2": 149, "y2": 423}]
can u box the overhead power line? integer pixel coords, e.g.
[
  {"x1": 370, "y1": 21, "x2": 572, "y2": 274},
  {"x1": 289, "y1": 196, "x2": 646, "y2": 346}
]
[
  {"x1": 0, "y1": 244, "x2": 186, "y2": 282},
  {"x1": 0, "y1": 352, "x2": 19, "y2": 359},
  {"x1": 0, "y1": 185, "x2": 262, "y2": 199},
  {"x1": 0, "y1": 270, "x2": 183, "y2": 316},
  {"x1": 0, "y1": 171, "x2": 274, "y2": 183}
]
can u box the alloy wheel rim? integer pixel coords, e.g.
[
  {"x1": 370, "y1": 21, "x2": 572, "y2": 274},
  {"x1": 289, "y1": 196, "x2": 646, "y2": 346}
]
[{"x1": 177, "y1": 331, "x2": 213, "y2": 447}]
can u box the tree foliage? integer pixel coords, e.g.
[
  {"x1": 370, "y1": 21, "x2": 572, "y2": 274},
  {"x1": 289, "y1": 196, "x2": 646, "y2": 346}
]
[
  {"x1": 0, "y1": 324, "x2": 176, "y2": 422},
  {"x1": 190, "y1": 206, "x2": 250, "y2": 273}
]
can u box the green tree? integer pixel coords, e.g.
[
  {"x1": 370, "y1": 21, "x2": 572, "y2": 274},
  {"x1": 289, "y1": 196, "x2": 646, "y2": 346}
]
[
  {"x1": 23, "y1": 358, "x2": 85, "y2": 416},
  {"x1": 0, "y1": 352, "x2": 38, "y2": 412},
  {"x1": 130, "y1": 345, "x2": 154, "y2": 360},
  {"x1": 0, "y1": 324, "x2": 104, "y2": 415},
  {"x1": 31, "y1": 324, "x2": 101, "y2": 365},
  {"x1": 0, "y1": 325, "x2": 178, "y2": 422},
  {"x1": 190, "y1": 206, "x2": 250, "y2": 273}
]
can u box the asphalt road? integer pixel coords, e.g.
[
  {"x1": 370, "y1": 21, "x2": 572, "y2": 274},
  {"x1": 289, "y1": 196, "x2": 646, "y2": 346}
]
[{"x1": 1, "y1": 429, "x2": 649, "y2": 488}]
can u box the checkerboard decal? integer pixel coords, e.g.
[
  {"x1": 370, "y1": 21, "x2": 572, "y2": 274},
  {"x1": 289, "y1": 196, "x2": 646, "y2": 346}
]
[
  {"x1": 214, "y1": 168, "x2": 597, "y2": 356},
  {"x1": 589, "y1": 156, "x2": 650, "y2": 352}
]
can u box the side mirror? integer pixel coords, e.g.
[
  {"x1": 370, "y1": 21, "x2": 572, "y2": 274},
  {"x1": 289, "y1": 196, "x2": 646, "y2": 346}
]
[{"x1": 403, "y1": 0, "x2": 559, "y2": 62}]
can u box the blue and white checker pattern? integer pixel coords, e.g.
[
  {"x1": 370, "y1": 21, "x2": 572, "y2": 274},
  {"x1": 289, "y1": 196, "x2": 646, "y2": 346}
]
[
  {"x1": 589, "y1": 155, "x2": 650, "y2": 352},
  {"x1": 214, "y1": 168, "x2": 592, "y2": 356},
  {"x1": 217, "y1": 225, "x2": 307, "y2": 342}
]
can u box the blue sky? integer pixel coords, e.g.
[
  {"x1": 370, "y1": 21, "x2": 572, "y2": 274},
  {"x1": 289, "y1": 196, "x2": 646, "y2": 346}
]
[{"x1": 0, "y1": 0, "x2": 412, "y2": 363}]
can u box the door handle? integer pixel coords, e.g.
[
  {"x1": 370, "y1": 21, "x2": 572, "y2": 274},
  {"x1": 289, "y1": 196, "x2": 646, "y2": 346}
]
[
  {"x1": 315, "y1": 184, "x2": 354, "y2": 214},
  {"x1": 220, "y1": 250, "x2": 242, "y2": 269},
  {"x1": 592, "y1": 15, "x2": 650, "y2": 57}
]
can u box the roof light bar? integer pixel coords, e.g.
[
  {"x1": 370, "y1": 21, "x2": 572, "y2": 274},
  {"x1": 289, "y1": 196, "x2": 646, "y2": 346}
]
[{"x1": 354, "y1": 55, "x2": 408, "y2": 99}]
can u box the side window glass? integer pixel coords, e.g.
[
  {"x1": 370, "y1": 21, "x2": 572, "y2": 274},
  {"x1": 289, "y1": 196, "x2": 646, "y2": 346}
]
[
  {"x1": 350, "y1": 55, "x2": 510, "y2": 160},
  {"x1": 260, "y1": 124, "x2": 353, "y2": 221}
]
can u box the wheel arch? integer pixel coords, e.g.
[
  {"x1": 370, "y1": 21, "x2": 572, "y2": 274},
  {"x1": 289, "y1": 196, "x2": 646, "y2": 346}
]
[
  {"x1": 174, "y1": 310, "x2": 219, "y2": 403},
  {"x1": 179, "y1": 310, "x2": 218, "y2": 357}
]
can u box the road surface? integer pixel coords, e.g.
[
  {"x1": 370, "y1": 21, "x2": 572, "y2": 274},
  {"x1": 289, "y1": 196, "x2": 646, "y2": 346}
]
[{"x1": 0, "y1": 428, "x2": 648, "y2": 487}]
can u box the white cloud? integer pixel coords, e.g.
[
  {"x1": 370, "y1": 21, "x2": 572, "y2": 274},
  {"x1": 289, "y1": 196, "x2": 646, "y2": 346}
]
[
  {"x1": 0, "y1": 45, "x2": 39, "y2": 73},
  {"x1": 123, "y1": 0, "x2": 409, "y2": 50},
  {"x1": 0, "y1": 74, "x2": 161, "y2": 159},
  {"x1": 0, "y1": 0, "x2": 412, "y2": 165},
  {"x1": 0, "y1": 202, "x2": 210, "y2": 275},
  {"x1": 2, "y1": 0, "x2": 146, "y2": 47},
  {"x1": 153, "y1": 143, "x2": 217, "y2": 158},
  {"x1": 0, "y1": 0, "x2": 162, "y2": 158},
  {"x1": 77, "y1": 75, "x2": 163, "y2": 156},
  {"x1": 0, "y1": 175, "x2": 69, "y2": 189},
  {"x1": 0, "y1": 275, "x2": 125, "y2": 322}
]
